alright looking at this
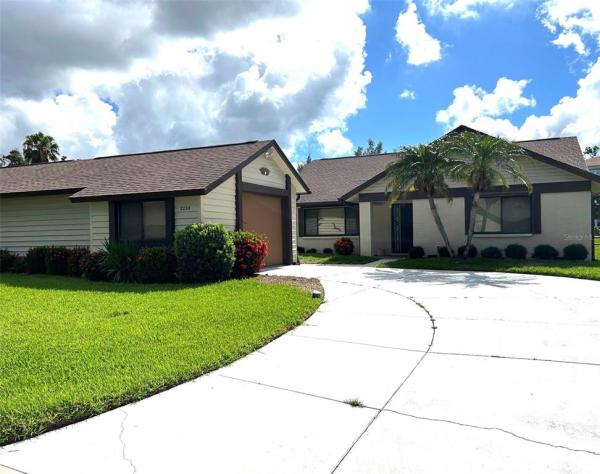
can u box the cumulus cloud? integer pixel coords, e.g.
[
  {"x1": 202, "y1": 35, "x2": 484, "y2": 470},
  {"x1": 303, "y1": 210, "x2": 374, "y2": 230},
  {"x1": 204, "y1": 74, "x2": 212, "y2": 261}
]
[
  {"x1": 423, "y1": 0, "x2": 515, "y2": 19},
  {"x1": 0, "y1": 0, "x2": 371, "y2": 160},
  {"x1": 399, "y1": 89, "x2": 416, "y2": 99},
  {"x1": 395, "y1": 1, "x2": 442, "y2": 66},
  {"x1": 316, "y1": 129, "x2": 354, "y2": 156},
  {"x1": 436, "y1": 60, "x2": 600, "y2": 148},
  {"x1": 538, "y1": 0, "x2": 600, "y2": 56}
]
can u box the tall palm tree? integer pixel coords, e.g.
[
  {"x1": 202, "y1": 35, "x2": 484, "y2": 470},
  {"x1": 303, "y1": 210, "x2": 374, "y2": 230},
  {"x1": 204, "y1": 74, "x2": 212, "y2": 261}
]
[
  {"x1": 444, "y1": 131, "x2": 531, "y2": 256},
  {"x1": 23, "y1": 132, "x2": 60, "y2": 163},
  {"x1": 386, "y1": 144, "x2": 462, "y2": 257}
]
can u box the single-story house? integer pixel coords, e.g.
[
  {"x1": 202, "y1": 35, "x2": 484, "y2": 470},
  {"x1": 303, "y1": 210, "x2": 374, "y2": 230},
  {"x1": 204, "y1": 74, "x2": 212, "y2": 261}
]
[
  {"x1": 587, "y1": 156, "x2": 600, "y2": 176},
  {"x1": 297, "y1": 126, "x2": 600, "y2": 260},
  {"x1": 0, "y1": 140, "x2": 309, "y2": 266}
]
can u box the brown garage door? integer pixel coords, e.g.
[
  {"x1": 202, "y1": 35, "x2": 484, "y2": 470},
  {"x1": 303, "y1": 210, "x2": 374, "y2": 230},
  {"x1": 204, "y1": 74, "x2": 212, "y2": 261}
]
[{"x1": 241, "y1": 192, "x2": 283, "y2": 266}]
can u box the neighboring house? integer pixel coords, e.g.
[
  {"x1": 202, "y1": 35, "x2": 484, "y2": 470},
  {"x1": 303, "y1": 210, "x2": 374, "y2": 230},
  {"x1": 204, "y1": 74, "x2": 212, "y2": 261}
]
[
  {"x1": 297, "y1": 126, "x2": 600, "y2": 260},
  {"x1": 0, "y1": 141, "x2": 309, "y2": 266},
  {"x1": 586, "y1": 156, "x2": 600, "y2": 176}
]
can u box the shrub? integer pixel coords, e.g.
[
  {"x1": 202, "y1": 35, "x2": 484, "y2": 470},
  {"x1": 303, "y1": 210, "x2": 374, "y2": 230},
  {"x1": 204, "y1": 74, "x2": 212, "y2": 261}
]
[
  {"x1": 307, "y1": 248, "x2": 317, "y2": 253},
  {"x1": 481, "y1": 246, "x2": 502, "y2": 259},
  {"x1": 0, "y1": 249, "x2": 15, "y2": 272},
  {"x1": 100, "y1": 240, "x2": 139, "y2": 282},
  {"x1": 25, "y1": 247, "x2": 49, "y2": 273},
  {"x1": 44, "y1": 246, "x2": 70, "y2": 275},
  {"x1": 80, "y1": 251, "x2": 106, "y2": 281},
  {"x1": 67, "y1": 248, "x2": 90, "y2": 277},
  {"x1": 532, "y1": 244, "x2": 559, "y2": 260},
  {"x1": 231, "y1": 231, "x2": 268, "y2": 278},
  {"x1": 505, "y1": 243, "x2": 527, "y2": 259},
  {"x1": 458, "y1": 245, "x2": 478, "y2": 258},
  {"x1": 563, "y1": 243, "x2": 588, "y2": 261},
  {"x1": 12, "y1": 256, "x2": 26, "y2": 273},
  {"x1": 323, "y1": 248, "x2": 333, "y2": 254},
  {"x1": 408, "y1": 246, "x2": 425, "y2": 258},
  {"x1": 298, "y1": 246, "x2": 305, "y2": 253},
  {"x1": 135, "y1": 246, "x2": 177, "y2": 283},
  {"x1": 175, "y1": 223, "x2": 235, "y2": 282},
  {"x1": 437, "y1": 246, "x2": 451, "y2": 258},
  {"x1": 334, "y1": 238, "x2": 354, "y2": 255}
]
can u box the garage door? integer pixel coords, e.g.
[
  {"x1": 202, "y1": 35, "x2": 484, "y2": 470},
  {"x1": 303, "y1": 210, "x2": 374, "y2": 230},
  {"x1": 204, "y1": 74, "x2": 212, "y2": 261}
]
[{"x1": 241, "y1": 192, "x2": 283, "y2": 266}]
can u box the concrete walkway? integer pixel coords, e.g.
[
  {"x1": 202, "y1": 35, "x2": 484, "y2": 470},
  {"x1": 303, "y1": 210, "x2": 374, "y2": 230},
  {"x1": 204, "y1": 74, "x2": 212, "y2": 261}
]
[{"x1": 1, "y1": 265, "x2": 599, "y2": 473}]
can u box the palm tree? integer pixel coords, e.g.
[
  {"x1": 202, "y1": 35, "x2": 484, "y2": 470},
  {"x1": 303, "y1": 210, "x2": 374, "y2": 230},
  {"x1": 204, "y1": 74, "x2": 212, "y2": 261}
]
[
  {"x1": 386, "y1": 144, "x2": 462, "y2": 257},
  {"x1": 444, "y1": 131, "x2": 531, "y2": 257},
  {"x1": 23, "y1": 132, "x2": 60, "y2": 163},
  {"x1": 1, "y1": 149, "x2": 26, "y2": 167}
]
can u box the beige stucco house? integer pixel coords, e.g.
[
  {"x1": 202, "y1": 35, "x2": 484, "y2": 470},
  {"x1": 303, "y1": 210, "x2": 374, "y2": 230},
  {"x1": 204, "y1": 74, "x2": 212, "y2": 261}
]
[
  {"x1": 0, "y1": 140, "x2": 309, "y2": 266},
  {"x1": 297, "y1": 126, "x2": 600, "y2": 261}
]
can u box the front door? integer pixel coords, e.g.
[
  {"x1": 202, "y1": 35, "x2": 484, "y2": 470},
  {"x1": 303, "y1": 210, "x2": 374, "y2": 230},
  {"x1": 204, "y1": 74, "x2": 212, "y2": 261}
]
[{"x1": 391, "y1": 203, "x2": 413, "y2": 253}]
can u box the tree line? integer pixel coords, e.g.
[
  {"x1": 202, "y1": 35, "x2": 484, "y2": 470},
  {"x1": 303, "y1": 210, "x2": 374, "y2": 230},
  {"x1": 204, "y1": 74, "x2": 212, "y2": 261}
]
[{"x1": 1, "y1": 133, "x2": 65, "y2": 167}]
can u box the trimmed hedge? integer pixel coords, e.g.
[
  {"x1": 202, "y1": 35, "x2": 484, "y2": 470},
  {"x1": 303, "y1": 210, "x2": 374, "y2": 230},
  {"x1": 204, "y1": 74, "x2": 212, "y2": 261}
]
[
  {"x1": 12, "y1": 256, "x2": 26, "y2": 273},
  {"x1": 458, "y1": 245, "x2": 478, "y2": 258},
  {"x1": 0, "y1": 249, "x2": 14, "y2": 272},
  {"x1": 297, "y1": 246, "x2": 305, "y2": 253},
  {"x1": 334, "y1": 238, "x2": 354, "y2": 256},
  {"x1": 532, "y1": 244, "x2": 559, "y2": 260},
  {"x1": 26, "y1": 247, "x2": 49, "y2": 274},
  {"x1": 175, "y1": 223, "x2": 235, "y2": 282},
  {"x1": 307, "y1": 248, "x2": 317, "y2": 253},
  {"x1": 45, "y1": 246, "x2": 69, "y2": 275},
  {"x1": 563, "y1": 244, "x2": 588, "y2": 261},
  {"x1": 323, "y1": 248, "x2": 333, "y2": 254},
  {"x1": 67, "y1": 248, "x2": 90, "y2": 277},
  {"x1": 80, "y1": 252, "x2": 107, "y2": 281},
  {"x1": 505, "y1": 244, "x2": 527, "y2": 259},
  {"x1": 135, "y1": 246, "x2": 177, "y2": 283},
  {"x1": 437, "y1": 246, "x2": 451, "y2": 258},
  {"x1": 481, "y1": 246, "x2": 502, "y2": 259},
  {"x1": 231, "y1": 231, "x2": 268, "y2": 278},
  {"x1": 408, "y1": 246, "x2": 425, "y2": 259}
]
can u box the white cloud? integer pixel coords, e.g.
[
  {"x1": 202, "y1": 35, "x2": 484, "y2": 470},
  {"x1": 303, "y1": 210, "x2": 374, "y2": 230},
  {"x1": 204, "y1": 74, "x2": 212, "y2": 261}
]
[
  {"x1": 395, "y1": 1, "x2": 442, "y2": 66},
  {"x1": 436, "y1": 59, "x2": 600, "y2": 148},
  {"x1": 538, "y1": 0, "x2": 600, "y2": 56},
  {"x1": 399, "y1": 89, "x2": 416, "y2": 100},
  {"x1": 424, "y1": 0, "x2": 515, "y2": 19},
  {"x1": 436, "y1": 77, "x2": 536, "y2": 127},
  {"x1": 0, "y1": 0, "x2": 371, "y2": 160},
  {"x1": 316, "y1": 129, "x2": 354, "y2": 156}
]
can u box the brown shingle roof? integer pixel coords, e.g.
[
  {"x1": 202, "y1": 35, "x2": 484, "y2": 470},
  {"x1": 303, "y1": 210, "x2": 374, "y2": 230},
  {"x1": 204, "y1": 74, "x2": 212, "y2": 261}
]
[
  {"x1": 298, "y1": 153, "x2": 399, "y2": 204},
  {"x1": 586, "y1": 156, "x2": 600, "y2": 168},
  {"x1": 514, "y1": 137, "x2": 587, "y2": 170},
  {"x1": 0, "y1": 140, "x2": 285, "y2": 200}
]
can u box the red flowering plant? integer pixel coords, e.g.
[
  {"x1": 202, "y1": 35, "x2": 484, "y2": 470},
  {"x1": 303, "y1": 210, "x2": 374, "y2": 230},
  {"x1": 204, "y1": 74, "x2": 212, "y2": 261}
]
[
  {"x1": 334, "y1": 237, "x2": 354, "y2": 255},
  {"x1": 80, "y1": 251, "x2": 107, "y2": 281},
  {"x1": 231, "y1": 231, "x2": 268, "y2": 278}
]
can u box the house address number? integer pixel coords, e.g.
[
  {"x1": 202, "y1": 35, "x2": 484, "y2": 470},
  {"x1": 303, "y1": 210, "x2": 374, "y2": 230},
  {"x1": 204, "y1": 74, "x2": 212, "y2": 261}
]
[{"x1": 179, "y1": 205, "x2": 191, "y2": 211}]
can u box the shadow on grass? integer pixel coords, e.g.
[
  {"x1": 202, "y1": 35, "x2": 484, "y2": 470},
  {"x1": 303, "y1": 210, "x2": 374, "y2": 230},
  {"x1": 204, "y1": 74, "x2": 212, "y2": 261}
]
[{"x1": 0, "y1": 273, "x2": 218, "y2": 293}]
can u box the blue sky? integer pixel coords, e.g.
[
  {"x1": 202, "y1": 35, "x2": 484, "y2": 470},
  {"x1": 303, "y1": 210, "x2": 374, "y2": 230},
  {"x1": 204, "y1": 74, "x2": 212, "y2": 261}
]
[{"x1": 1, "y1": 0, "x2": 598, "y2": 163}]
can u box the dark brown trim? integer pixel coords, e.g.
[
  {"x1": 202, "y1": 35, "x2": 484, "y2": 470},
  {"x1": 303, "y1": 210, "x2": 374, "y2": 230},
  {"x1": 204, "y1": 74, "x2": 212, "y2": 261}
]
[
  {"x1": 298, "y1": 201, "x2": 344, "y2": 208},
  {"x1": 1, "y1": 188, "x2": 84, "y2": 199},
  {"x1": 532, "y1": 191, "x2": 542, "y2": 234},
  {"x1": 71, "y1": 189, "x2": 207, "y2": 203},
  {"x1": 282, "y1": 175, "x2": 293, "y2": 265},
  {"x1": 240, "y1": 182, "x2": 288, "y2": 196},
  {"x1": 340, "y1": 170, "x2": 389, "y2": 201},
  {"x1": 109, "y1": 197, "x2": 174, "y2": 245},
  {"x1": 108, "y1": 201, "x2": 117, "y2": 241},
  {"x1": 235, "y1": 172, "x2": 243, "y2": 231}
]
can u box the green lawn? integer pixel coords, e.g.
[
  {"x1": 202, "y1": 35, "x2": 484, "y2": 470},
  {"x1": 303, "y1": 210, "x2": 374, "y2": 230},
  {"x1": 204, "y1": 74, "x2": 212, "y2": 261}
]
[
  {"x1": 595, "y1": 237, "x2": 599, "y2": 260},
  {"x1": 299, "y1": 253, "x2": 378, "y2": 265},
  {"x1": 0, "y1": 274, "x2": 321, "y2": 446},
  {"x1": 379, "y1": 257, "x2": 600, "y2": 281}
]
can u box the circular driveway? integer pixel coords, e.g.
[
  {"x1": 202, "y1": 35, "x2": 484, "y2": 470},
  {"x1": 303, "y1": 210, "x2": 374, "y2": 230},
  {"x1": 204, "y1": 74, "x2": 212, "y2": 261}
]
[{"x1": 1, "y1": 264, "x2": 599, "y2": 473}]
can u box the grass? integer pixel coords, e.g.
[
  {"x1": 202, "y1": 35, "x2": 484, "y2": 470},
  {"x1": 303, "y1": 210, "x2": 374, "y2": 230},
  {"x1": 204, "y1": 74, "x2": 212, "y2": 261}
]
[
  {"x1": 299, "y1": 253, "x2": 378, "y2": 265},
  {"x1": 0, "y1": 274, "x2": 322, "y2": 446},
  {"x1": 378, "y1": 257, "x2": 600, "y2": 281},
  {"x1": 595, "y1": 237, "x2": 599, "y2": 260}
]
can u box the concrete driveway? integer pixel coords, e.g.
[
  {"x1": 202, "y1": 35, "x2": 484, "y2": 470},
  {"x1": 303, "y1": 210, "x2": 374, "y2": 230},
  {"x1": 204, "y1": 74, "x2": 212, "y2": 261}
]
[{"x1": 1, "y1": 264, "x2": 599, "y2": 473}]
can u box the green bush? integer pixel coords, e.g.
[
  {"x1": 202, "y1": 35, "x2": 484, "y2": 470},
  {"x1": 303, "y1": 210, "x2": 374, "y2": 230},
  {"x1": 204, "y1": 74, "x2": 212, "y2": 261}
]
[
  {"x1": 307, "y1": 248, "x2": 317, "y2": 253},
  {"x1": 408, "y1": 246, "x2": 425, "y2": 258},
  {"x1": 231, "y1": 231, "x2": 268, "y2": 278},
  {"x1": 481, "y1": 246, "x2": 502, "y2": 259},
  {"x1": 12, "y1": 256, "x2": 26, "y2": 273},
  {"x1": 505, "y1": 244, "x2": 527, "y2": 259},
  {"x1": 0, "y1": 249, "x2": 14, "y2": 272},
  {"x1": 563, "y1": 244, "x2": 588, "y2": 261},
  {"x1": 298, "y1": 246, "x2": 305, "y2": 253},
  {"x1": 334, "y1": 238, "x2": 354, "y2": 255},
  {"x1": 80, "y1": 251, "x2": 107, "y2": 281},
  {"x1": 67, "y1": 248, "x2": 90, "y2": 277},
  {"x1": 458, "y1": 245, "x2": 478, "y2": 258},
  {"x1": 135, "y1": 246, "x2": 177, "y2": 283},
  {"x1": 323, "y1": 248, "x2": 333, "y2": 254},
  {"x1": 45, "y1": 246, "x2": 70, "y2": 275},
  {"x1": 25, "y1": 247, "x2": 49, "y2": 273},
  {"x1": 437, "y1": 246, "x2": 451, "y2": 257},
  {"x1": 175, "y1": 223, "x2": 234, "y2": 282},
  {"x1": 100, "y1": 240, "x2": 139, "y2": 282},
  {"x1": 532, "y1": 244, "x2": 559, "y2": 260}
]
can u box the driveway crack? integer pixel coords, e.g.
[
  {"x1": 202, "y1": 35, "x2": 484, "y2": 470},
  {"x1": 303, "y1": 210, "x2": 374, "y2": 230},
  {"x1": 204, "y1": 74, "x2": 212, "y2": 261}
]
[
  {"x1": 383, "y1": 409, "x2": 600, "y2": 456},
  {"x1": 119, "y1": 409, "x2": 137, "y2": 474}
]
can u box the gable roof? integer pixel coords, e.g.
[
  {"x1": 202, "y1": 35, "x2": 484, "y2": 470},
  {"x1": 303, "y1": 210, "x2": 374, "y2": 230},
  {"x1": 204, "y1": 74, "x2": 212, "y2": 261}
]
[
  {"x1": 298, "y1": 152, "x2": 399, "y2": 204},
  {"x1": 0, "y1": 140, "x2": 309, "y2": 201},
  {"x1": 299, "y1": 125, "x2": 600, "y2": 205}
]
